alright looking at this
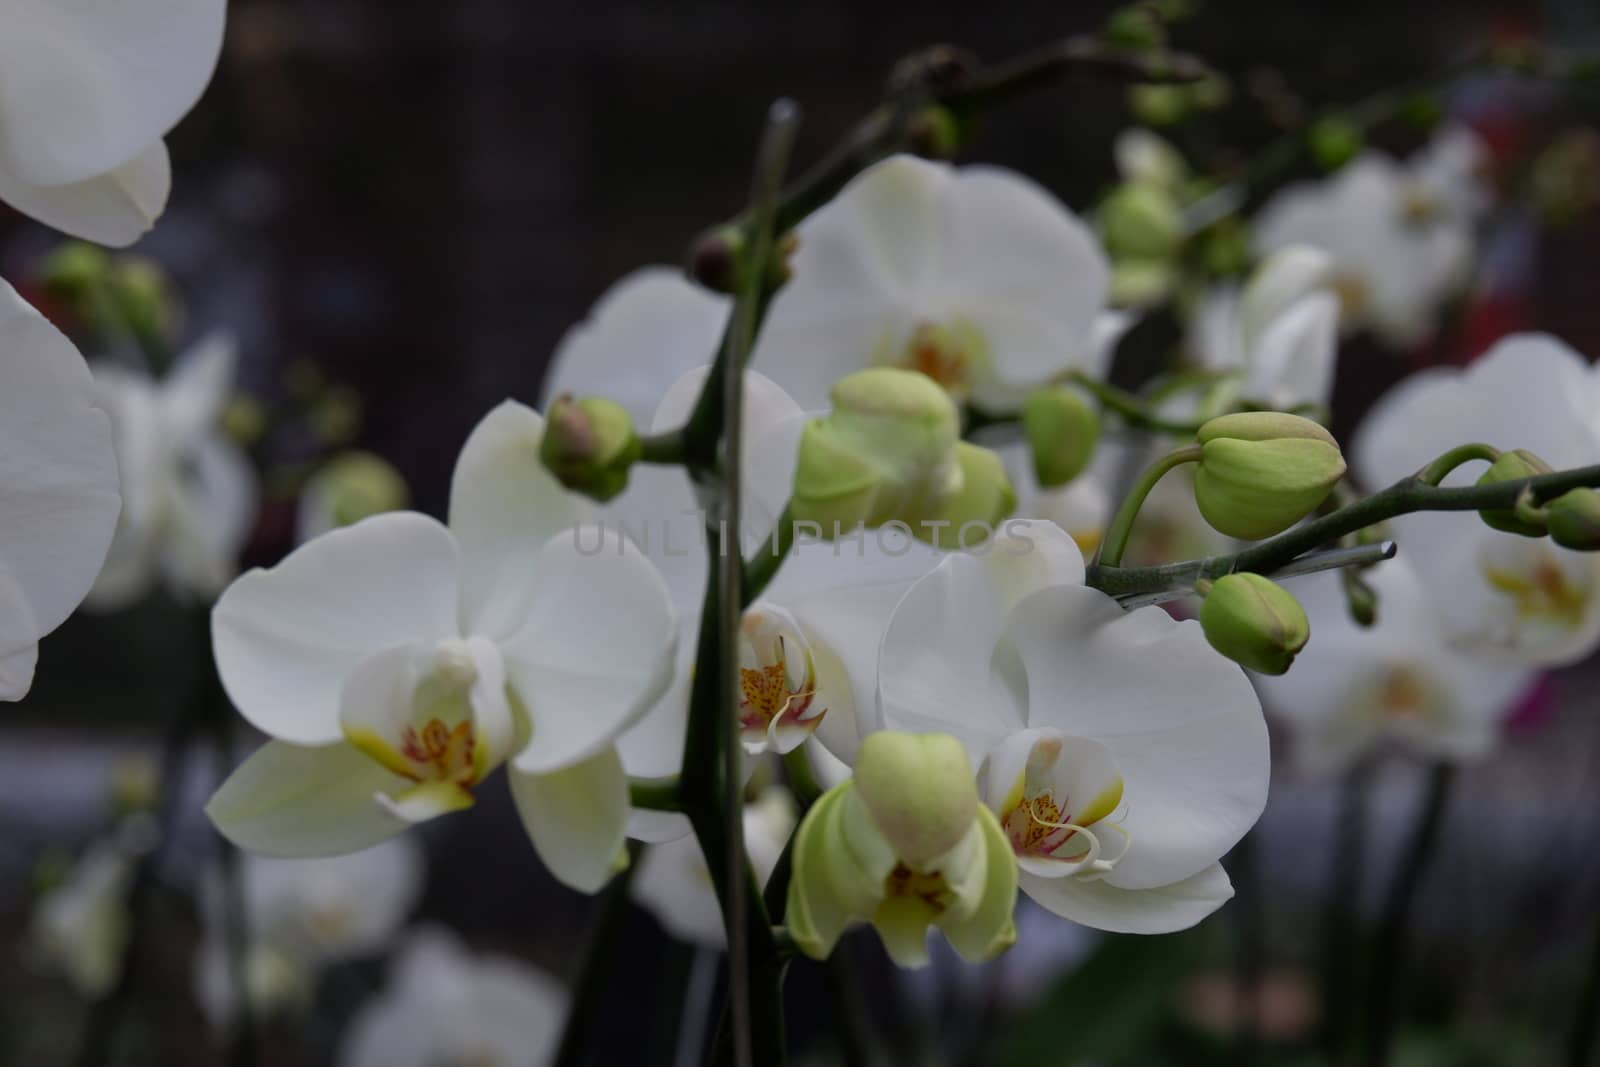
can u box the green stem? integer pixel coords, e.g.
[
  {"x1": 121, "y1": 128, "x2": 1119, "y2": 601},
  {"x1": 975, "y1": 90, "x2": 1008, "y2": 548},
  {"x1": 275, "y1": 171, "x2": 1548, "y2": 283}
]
[
  {"x1": 1065, "y1": 371, "x2": 1211, "y2": 436},
  {"x1": 1321, "y1": 761, "x2": 1372, "y2": 1061},
  {"x1": 552, "y1": 851, "x2": 640, "y2": 1067},
  {"x1": 744, "y1": 504, "x2": 797, "y2": 605},
  {"x1": 1089, "y1": 462, "x2": 1600, "y2": 599},
  {"x1": 639, "y1": 429, "x2": 686, "y2": 465},
  {"x1": 1415, "y1": 442, "x2": 1501, "y2": 486},
  {"x1": 1364, "y1": 763, "x2": 1456, "y2": 1067},
  {"x1": 781, "y1": 748, "x2": 823, "y2": 809},
  {"x1": 629, "y1": 776, "x2": 683, "y2": 812},
  {"x1": 1096, "y1": 444, "x2": 1204, "y2": 568}
]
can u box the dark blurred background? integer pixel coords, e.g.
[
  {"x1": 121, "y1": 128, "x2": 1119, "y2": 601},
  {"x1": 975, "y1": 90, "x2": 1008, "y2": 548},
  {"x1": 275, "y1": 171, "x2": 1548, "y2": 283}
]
[{"x1": 4, "y1": 1, "x2": 1600, "y2": 1064}]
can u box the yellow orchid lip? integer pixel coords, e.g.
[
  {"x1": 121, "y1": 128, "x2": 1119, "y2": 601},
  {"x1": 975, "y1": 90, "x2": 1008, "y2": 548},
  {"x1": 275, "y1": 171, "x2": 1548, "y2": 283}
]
[
  {"x1": 345, "y1": 718, "x2": 481, "y2": 789},
  {"x1": 1483, "y1": 552, "x2": 1591, "y2": 632}
]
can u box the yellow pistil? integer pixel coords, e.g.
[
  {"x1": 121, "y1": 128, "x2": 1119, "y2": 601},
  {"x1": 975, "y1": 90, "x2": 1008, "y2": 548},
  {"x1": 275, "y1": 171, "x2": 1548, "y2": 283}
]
[
  {"x1": 1330, "y1": 273, "x2": 1370, "y2": 320},
  {"x1": 1484, "y1": 554, "x2": 1590, "y2": 631},
  {"x1": 1400, "y1": 186, "x2": 1443, "y2": 226},
  {"x1": 1378, "y1": 668, "x2": 1430, "y2": 721},
  {"x1": 884, "y1": 862, "x2": 955, "y2": 915}
]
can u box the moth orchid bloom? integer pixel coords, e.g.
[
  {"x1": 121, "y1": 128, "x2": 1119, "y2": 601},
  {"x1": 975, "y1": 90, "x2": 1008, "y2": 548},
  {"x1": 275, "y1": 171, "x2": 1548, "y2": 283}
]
[
  {"x1": 339, "y1": 926, "x2": 568, "y2": 1067},
  {"x1": 859, "y1": 521, "x2": 1268, "y2": 934},
  {"x1": 194, "y1": 837, "x2": 425, "y2": 1027},
  {"x1": 206, "y1": 401, "x2": 677, "y2": 893},
  {"x1": 1189, "y1": 244, "x2": 1340, "y2": 413},
  {"x1": 752, "y1": 154, "x2": 1119, "y2": 413},
  {"x1": 1253, "y1": 126, "x2": 1488, "y2": 348},
  {"x1": 1355, "y1": 334, "x2": 1600, "y2": 666},
  {"x1": 87, "y1": 333, "x2": 257, "y2": 609},
  {"x1": 0, "y1": 0, "x2": 226, "y2": 245},
  {"x1": 1258, "y1": 559, "x2": 1532, "y2": 775},
  {"x1": 25, "y1": 825, "x2": 145, "y2": 997},
  {"x1": 631, "y1": 787, "x2": 797, "y2": 949},
  {"x1": 541, "y1": 271, "x2": 941, "y2": 837},
  {"x1": 788, "y1": 731, "x2": 1019, "y2": 969},
  {"x1": 0, "y1": 280, "x2": 120, "y2": 700}
]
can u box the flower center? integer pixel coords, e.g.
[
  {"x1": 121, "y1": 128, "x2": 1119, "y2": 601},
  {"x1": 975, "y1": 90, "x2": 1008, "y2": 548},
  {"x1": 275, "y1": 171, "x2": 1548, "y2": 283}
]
[
  {"x1": 884, "y1": 862, "x2": 955, "y2": 916},
  {"x1": 1330, "y1": 273, "x2": 1370, "y2": 319},
  {"x1": 895, "y1": 322, "x2": 974, "y2": 398},
  {"x1": 1378, "y1": 667, "x2": 1433, "y2": 721},
  {"x1": 1484, "y1": 551, "x2": 1591, "y2": 631},
  {"x1": 1400, "y1": 186, "x2": 1443, "y2": 226},
  {"x1": 737, "y1": 607, "x2": 825, "y2": 754},
  {"x1": 345, "y1": 641, "x2": 491, "y2": 788},
  {"x1": 1001, "y1": 790, "x2": 1093, "y2": 861}
]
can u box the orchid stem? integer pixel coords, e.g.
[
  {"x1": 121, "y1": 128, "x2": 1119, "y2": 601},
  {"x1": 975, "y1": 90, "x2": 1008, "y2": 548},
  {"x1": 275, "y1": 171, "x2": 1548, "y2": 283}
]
[
  {"x1": 1096, "y1": 444, "x2": 1204, "y2": 568},
  {"x1": 629, "y1": 776, "x2": 684, "y2": 812},
  {"x1": 1566, "y1": 916, "x2": 1600, "y2": 1067},
  {"x1": 1414, "y1": 442, "x2": 1501, "y2": 487},
  {"x1": 640, "y1": 429, "x2": 687, "y2": 466},
  {"x1": 1065, "y1": 371, "x2": 1212, "y2": 437},
  {"x1": 552, "y1": 849, "x2": 640, "y2": 1067},
  {"x1": 1364, "y1": 763, "x2": 1456, "y2": 1067},
  {"x1": 744, "y1": 504, "x2": 798, "y2": 606},
  {"x1": 1321, "y1": 761, "x2": 1372, "y2": 1061},
  {"x1": 1090, "y1": 462, "x2": 1600, "y2": 599}
]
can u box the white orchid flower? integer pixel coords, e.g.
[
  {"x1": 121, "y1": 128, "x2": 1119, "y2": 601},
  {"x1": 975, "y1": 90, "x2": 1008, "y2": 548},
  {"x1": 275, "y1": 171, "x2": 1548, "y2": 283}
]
[
  {"x1": 1354, "y1": 333, "x2": 1600, "y2": 665},
  {"x1": 855, "y1": 520, "x2": 1268, "y2": 934},
  {"x1": 0, "y1": 0, "x2": 227, "y2": 245},
  {"x1": 1253, "y1": 125, "x2": 1488, "y2": 348},
  {"x1": 205, "y1": 400, "x2": 678, "y2": 892},
  {"x1": 86, "y1": 333, "x2": 257, "y2": 609},
  {"x1": 751, "y1": 154, "x2": 1116, "y2": 413},
  {"x1": 1258, "y1": 558, "x2": 1532, "y2": 775},
  {"x1": 194, "y1": 836, "x2": 426, "y2": 1026},
  {"x1": 631, "y1": 786, "x2": 797, "y2": 949},
  {"x1": 25, "y1": 824, "x2": 149, "y2": 998},
  {"x1": 0, "y1": 279, "x2": 120, "y2": 699},
  {"x1": 1190, "y1": 244, "x2": 1340, "y2": 412},
  {"x1": 541, "y1": 271, "x2": 943, "y2": 842},
  {"x1": 338, "y1": 926, "x2": 568, "y2": 1067}
]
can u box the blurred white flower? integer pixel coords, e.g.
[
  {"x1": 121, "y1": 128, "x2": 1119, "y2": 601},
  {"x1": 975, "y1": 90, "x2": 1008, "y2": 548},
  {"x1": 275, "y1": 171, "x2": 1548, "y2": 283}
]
[
  {"x1": 338, "y1": 926, "x2": 568, "y2": 1067},
  {"x1": 87, "y1": 333, "x2": 258, "y2": 609},
  {"x1": 631, "y1": 787, "x2": 796, "y2": 948},
  {"x1": 295, "y1": 451, "x2": 411, "y2": 544},
  {"x1": 206, "y1": 401, "x2": 678, "y2": 892},
  {"x1": 1253, "y1": 125, "x2": 1489, "y2": 348},
  {"x1": 0, "y1": 279, "x2": 120, "y2": 700},
  {"x1": 25, "y1": 817, "x2": 155, "y2": 998},
  {"x1": 0, "y1": 0, "x2": 226, "y2": 244},
  {"x1": 194, "y1": 836, "x2": 426, "y2": 1026},
  {"x1": 1190, "y1": 245, "x2": 1340, "y2": 411},
  {"x1": 1260, "y1": 558, "x2": 1532, "y2": 774},
  {"x1": 854, "y1": 521, "x2": 1268, "y2": 934},
  {"x1": 752, "y1": 154, "x2": 1118, "y2": 412},
  {"x1": 1354, "y1": 333, "x2": 1600, "y2": 665}
]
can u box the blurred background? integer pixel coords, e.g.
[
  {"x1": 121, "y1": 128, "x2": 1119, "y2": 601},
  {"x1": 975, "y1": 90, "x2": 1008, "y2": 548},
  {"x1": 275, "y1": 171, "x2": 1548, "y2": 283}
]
[{"x1": 4, "y1": 0, "x2": 1600, "y2": 1064}]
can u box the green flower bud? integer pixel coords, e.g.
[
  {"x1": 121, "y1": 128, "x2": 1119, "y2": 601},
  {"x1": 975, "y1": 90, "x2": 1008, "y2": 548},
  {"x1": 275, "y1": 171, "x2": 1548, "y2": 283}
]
[
  {"x1": 109, "y1": 256, "x2": 181, "y2": 345},
  {"x1": 1199, "y1": 573, "x2": 1310, "y2": 675},
  {"x1": 310, "y1": 385, "x2": 363, "y2": 446},
  {"x1": 1308, "y1": 116, "x2": 1364, "y2": 172},
  {"x1": 1097, "y1": 182, "x2": 1184, "y2": 261},
  {"x1": 1193, "y1": 412, "x2": 1346, "y2": 540},
  {"x1": 918, "y1": 442, "x2": 1016, "y2": 549},
  {"x1": 1128, "y1": 83, "x2": 1189, "y2": 127},
  {"x1": 1187, "y1": 72, "x2": 1232, "y2": 112},
  {"x1": 791, "y1": 368, "x2": 962, "y2": 535},
  {"x1": 687, "y1": 225, "x2": 745, "y2": 294},
  {"x1": 907, "y1": 105, "x2": 962, "y2": 161},
  {"x1": 1475, "y1": 449, "x2": 1552, "y2": 537},
  {"x1": 1022, "y1": 386, "x2": 1100, "y2": 488},
  {"x1": 1109, "y1": 259, "x2": 1176, "y2": 308},
  {"x1": 310, "y1": 451, "x2": 410, "y2": 529},
  {"x1": 220, "y1": 395, "x2": 268, "y2": 447},
  {"x1": 539, "y1": 395, "x2": 642, "y2": 503},
  {"x1": 1547, "y1": 488, "x2": 1600, "y2": 550},
  {"x1": 1104, "y1": 7, "x2": 1166, "y2": 51},
  {"x1": 855, "y1": 732, "x2": 978, "y2": 867},
  {"x1": 37, "y1": 242, "x2": 111, "y2": 295}
]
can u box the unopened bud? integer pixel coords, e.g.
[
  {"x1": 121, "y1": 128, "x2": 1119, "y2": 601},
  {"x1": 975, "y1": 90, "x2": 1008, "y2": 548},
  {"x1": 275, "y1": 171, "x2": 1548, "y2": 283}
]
[
  {"x1": 220, "y1": 395, "x2": 268, "y2": 447},
  {"x1": 1115, "y1": 128, "x2": 1187, "y2": 192},
  {"x1": 1193, "y1": 412, "x2": 1346, "y2": 540},
  {"x1": 305, "y1": 452, "x2": 410, "y2": 531},
  {"x1": 1547, "y1": 488, "x2": 1600, "y2": 550},
  {"x1": 1097, "y1": 182, "x2": 1184, "y2": 261},
  {"x1": 1187, "y1": 72, "x2": 1232, "y2": 112},
  {"x1": 1199, "y1": 573, "x2": 1310, "y2": 675},
  {"x1": 1476, "y1": 449, "x2": 1552, "y2": 537},
  {"x1": 1104, "y1": 7, "x2": 1166, "y2": 51},
  {"x1": 919, "y1": 443, "x2": 1016, "y2": 549},
  {"x1": 540, "y1": 395, "x2": 641, "y2": 503},
  {"x1": 687, "y1": 226, "x2": 745, "y2": 293},
  {"x1": 109, "y1": 256, "x2": 181, "y2": 345},
  {"x1": 907, "y1": 105, "x2": 962, "y2": 161},
  {"x1": 37, "y1": 242, "x2": 111, "y2": 295},
  {"x1": 1308, "y1": 116, "x2": 1363, "y2": 172},
  {"x1": 1128, "y1": 83, "x2": 1189, "y2": 127},
  {"x1": 1022, "y1": 386, "x2": 1100, "y2": 488},
  {"x1": 791, "y1": 368, "x2": 962, "y2": 535}
]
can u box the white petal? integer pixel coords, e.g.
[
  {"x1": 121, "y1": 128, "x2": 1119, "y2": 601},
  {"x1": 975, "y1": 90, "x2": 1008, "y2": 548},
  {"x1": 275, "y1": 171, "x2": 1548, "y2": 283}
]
[
  {"x1": 1245, "y1": 291, "x2": 1338, "y2": 410},
  {"x1": 509, "y1": 746, "x2": 629, "y2": 893},
  {"x1": 447, "y1": 401, "x2": 591, "y2": 641},
  {"x1": 159, "y1": 332, "x2": 237, "y2": 445},
  {"x1": 502, "y1": 525, "x2": 676, "y2": 774},
  {"x1": 789, "y1": 580, "x2": 914, "y2": 765},
  {"x1": 1021, "y1": 861, "x2": 1233, "y2": 934},
  {"x1": 206, "y1": 740, "x2": 413, "y2": 858},
  {"x1": 540, "y1": 267, "x2": 731, "y2": 423},
  {"x1": 933, "y1": 165, "x2": 1110, "y2": 388},
  {"x1": 1239, "y1": 245, "x2": 1334, "y2": 349},
  {"x1": 0, "y1": 279, "x2": 119, "y2": 665},
  {"x1": 0, "y1": 0, "x2": 224, "y2": 186},
  {"x1": 631, "y1": 835, "x2": 725, "y2": 948},
  {"x1": 213, "y1": 513, "x2": 462, "y2": 745},
  {"x1": 159, "y1": 435, "x2": 258, "y2": 601},
  {"x1": 0, "y1": 139, "x2": 169, "y2": 246},
  {"x1": 0, "y1": 642, "x2": 39, "y2": 702},
  {"x1": 1000, "y1": 584, "x2": 1268, "y2": 889}
]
